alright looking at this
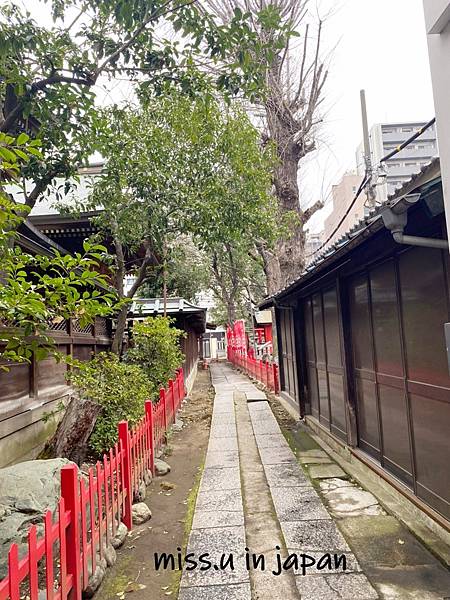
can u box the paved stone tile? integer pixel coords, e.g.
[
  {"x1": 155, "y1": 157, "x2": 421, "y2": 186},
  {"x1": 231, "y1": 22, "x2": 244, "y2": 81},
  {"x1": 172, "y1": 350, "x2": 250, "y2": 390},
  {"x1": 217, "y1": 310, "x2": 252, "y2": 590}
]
[
  {"x1": 248, "y1": 409, "x2": 277, "y2": 421},
  {"x1": 264, "y1": 462, "x2": 311, "y2": 488},
  {"x1": 208, "y1": 436, "x2": 238, "y2": 452},
  {"x1": 251, "y1": 419, "x2": 281, "y2": 435},
  {"x1": 205, "y1": 451, "x2": 239, "y2": 468},
  {"x1": 319, "y1": 478, "x2": 354, "y2": 493},
  {"x1": 299, "y1": 449, "x2": 331, "y2": 459},
  {"x1": 282, "y1": 520, "x2": 351, "y2": 552},
  {"x1": 324, "y1": 487, "x2": 385, "y2": 518},
  {"x1": 254, "y1": 433, "x2": 290, "y2": 449},
  {"x1": 192, "y1": 510, "x2": 244, "y2": 529},
  {"x1": 245, "y1": 390, "x2": 267, "y2": 401},
  {"x1": 196, "y1": 489, "x2": 243, "y2": 512},
  {"x1": 200, "y1": 467, "x2": 241, "y2": 491},
  {"x1": 338, "y1": 515, "x2": 443, "y2": 568},
  {"x1": 365, "y1": 564, "x2": 450, "y2": 599},
  {"x1": 287, "y1": 551, "x2": 362, "y2": 576},
  {"x1": 258, "y1": 446, "x2": 299, "y2": 465},
  {"x1": 209, "y1": 423, "x2": 237, "y2": 438},
  {"x1": 295, "y1": 572, "x2": 379, "y2": 599},
  {"x1": 178, "y1": 583, "x2": 251, "y2": 600},
  {"x1": 308, "y1": 464, "x2": 347, "y2": 479},
  {"x1": 271, "y1": 487, "x2": 331, "y2": 521},
  {"x1": 181, "y1": 526, "x2": 249, "y2": 587},
  {"x1": 299, "y1": 456, "x2": 334, "y2": 465}
]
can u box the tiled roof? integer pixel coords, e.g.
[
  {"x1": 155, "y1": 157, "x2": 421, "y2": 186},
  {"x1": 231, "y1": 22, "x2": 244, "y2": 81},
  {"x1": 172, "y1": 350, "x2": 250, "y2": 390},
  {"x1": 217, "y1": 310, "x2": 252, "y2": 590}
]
[
  {"x1": 130, "y1": 297, "x2": 206, "y2": 316},
  {"x1": 260, "y1": 157, "x2": 441, "y2": 307}
]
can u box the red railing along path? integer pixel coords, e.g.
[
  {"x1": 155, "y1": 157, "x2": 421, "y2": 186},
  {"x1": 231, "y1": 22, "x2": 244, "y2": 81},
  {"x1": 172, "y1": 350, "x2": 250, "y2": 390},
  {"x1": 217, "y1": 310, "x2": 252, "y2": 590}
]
[
  {"x1": 228, "y1": 348, "x2": 279, "y2": 394},
  {"x1": 0, "y1": 368, "x2": 187, "y2": 600}
]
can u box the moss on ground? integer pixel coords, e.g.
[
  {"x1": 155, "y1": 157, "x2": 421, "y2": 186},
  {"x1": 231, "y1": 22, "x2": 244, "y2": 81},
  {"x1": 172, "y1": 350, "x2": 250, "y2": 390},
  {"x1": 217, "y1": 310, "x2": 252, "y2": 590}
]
[{"x1": 170, "y1": 458, "x2": 205, "y2": 597}]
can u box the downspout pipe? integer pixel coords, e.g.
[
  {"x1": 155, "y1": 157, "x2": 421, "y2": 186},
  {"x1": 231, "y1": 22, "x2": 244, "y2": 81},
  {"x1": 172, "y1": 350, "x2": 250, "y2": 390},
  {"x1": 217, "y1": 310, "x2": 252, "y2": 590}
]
[
  {"x1": 392, "y1": 231, "x2": 448, "y2": 249},
  {"x1": 381, "y1": 199, "x2": 449, "y2": 251}
]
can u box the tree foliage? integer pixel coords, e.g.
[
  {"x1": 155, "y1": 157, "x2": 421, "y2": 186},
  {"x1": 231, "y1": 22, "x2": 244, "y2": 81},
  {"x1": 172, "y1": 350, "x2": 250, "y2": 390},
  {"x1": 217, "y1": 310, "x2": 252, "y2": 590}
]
[
  {"x1": 1, "y1": 0, "x2": 287, "y2": 209},
  {"x1": 70, "y1": 89, "x2": 280, "y2": 350},
  {"x1": 69, "y1": 352, "x2": 153, "y2": 455},
  {"x1": 124, "y1": 316, "x2": 185, "y2": 390},
  {"x1": 0, "y1": 131, "x2": 117, "y2": 364}
]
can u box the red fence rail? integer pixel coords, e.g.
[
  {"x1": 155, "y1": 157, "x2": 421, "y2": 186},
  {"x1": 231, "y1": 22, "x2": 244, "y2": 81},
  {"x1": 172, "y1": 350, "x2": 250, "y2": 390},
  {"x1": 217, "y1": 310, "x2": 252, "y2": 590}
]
[
  {"x1": 0, "y1": 368, "x2": 186, "y2": 600},
  {"x1": 228, "y1": 348, "x2": 279, "y2": 394}
]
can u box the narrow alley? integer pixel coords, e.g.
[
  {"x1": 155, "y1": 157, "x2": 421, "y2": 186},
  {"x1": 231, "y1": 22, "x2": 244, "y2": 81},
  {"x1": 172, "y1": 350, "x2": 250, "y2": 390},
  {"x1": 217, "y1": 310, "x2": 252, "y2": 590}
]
[{"x1": 179, "y1": 364, "x2": 450, "y2": 600}]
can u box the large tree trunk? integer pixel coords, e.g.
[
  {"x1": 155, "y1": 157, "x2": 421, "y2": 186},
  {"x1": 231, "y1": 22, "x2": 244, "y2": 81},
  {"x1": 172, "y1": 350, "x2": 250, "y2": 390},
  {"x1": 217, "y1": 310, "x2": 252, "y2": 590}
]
[{"x1": 42, "y1": 395, "x2": 101, "y2": 464}]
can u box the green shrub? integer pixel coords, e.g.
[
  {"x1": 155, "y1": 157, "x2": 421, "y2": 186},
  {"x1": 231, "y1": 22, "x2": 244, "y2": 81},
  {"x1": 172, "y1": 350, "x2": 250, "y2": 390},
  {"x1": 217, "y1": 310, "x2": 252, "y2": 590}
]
[
  {"x1": 69, "y1": 352, "x2": 154, "y2": 456},
  {"x1": 124, "y1": 316, "x2": 185, "y2": 389}
]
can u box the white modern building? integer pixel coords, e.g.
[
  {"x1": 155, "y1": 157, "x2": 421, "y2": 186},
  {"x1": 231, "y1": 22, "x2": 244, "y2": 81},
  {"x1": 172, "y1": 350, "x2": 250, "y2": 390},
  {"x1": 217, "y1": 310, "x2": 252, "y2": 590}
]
[{"x1": 356, "y1": 122, "x2": 438, "y2": 203}]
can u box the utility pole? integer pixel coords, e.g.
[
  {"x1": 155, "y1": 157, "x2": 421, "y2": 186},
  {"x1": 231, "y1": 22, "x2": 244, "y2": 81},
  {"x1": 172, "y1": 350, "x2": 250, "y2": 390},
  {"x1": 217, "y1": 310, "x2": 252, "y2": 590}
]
[{"x1": 360, "y1": 89, "x2": 377, "y2": 208}]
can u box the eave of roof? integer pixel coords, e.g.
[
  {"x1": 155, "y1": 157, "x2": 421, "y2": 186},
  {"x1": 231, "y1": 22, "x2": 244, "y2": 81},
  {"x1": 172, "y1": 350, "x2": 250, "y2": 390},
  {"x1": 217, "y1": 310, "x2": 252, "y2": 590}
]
[{"x1": 260, "y1": 157, "x2": 441, "y2": 309}]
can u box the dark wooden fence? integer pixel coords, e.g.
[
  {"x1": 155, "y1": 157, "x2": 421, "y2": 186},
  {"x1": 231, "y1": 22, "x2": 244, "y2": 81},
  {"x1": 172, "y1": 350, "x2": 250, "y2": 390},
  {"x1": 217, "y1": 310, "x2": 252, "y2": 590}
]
[{"x1": 0, "y1": 317, "x2": 111, "y2": 426}]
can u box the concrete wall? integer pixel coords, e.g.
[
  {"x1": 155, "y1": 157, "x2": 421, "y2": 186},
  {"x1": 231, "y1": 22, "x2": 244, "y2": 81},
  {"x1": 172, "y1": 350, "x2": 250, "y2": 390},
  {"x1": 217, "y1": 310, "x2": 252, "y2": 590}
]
[
  {"x1": 323, "y1": 172, "x2": 363, "y2": 248},
  {"x1": 423, "y1": 0, "x2": 450, "y2": 241}
]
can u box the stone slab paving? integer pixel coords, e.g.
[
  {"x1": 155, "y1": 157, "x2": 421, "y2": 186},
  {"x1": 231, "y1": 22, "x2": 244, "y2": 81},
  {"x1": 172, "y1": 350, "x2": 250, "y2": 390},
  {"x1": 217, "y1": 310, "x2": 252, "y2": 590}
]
[
  {"x1": 182, "y1": 364, "x2": 450, "y2": 600},
  {"x1": 179, "y1": 366, "x2": 250, "y2": 599},
  {"x1": 244, "y1": 368, "x2": 379, "y2": 599}
]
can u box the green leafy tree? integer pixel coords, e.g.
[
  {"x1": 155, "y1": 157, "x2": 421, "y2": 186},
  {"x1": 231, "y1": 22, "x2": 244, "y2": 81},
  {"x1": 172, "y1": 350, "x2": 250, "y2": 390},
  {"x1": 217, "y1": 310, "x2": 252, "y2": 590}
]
[
  {"x1": 209, "y1": 243, "x2": 266, "y2": 325},
  {"x1": 124, "y1": 316, "x2": 185, "y2": 389},
  {"x1": 72, "y1": 90, "x2": 279, "y2": 353},
  {"x1": 138, "y1": 236, "x2": 210, "y2": 302},
  {"x1": 1, "y1": 0, "x2": 286, "y2": 210},
  {"x1": 0, "y1": 131, "x2": 117, "y2": 364},
  {"x1": 69, "y1": 353, "x2": 153, "y2": 455}
]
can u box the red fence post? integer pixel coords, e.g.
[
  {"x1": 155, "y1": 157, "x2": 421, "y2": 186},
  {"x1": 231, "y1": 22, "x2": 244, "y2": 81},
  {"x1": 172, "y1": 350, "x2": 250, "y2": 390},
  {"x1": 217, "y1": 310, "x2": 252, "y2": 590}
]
[
  {"x1": 160, "y1": 388, "x2": 168, "y2": 432},
  {"x1": 180, "y1": 366, "x2": 186, "y2": 396},
  {"x1": 145, "y1": 400, "x2": 155, "y2": 476},
  {"x1": 169, "y1": 379, "x2": 175, "y2": 424},
  {"x1": 60, "y1": 464, "x2": 82, "y2": 600},
  {"x1": 118, "y1": 421, "x2": 133, "y2": 530},
  {"x1": 273, "y1": 363, "x2": 279, "y2": 394}
]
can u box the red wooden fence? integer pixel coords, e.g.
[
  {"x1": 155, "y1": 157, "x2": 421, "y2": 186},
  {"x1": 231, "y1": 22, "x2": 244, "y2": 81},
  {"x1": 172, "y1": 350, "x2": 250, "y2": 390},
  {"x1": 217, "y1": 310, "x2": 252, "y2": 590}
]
[
  {"x1": 228, "y1": 348, "x2": 279, "y2": 394},
  {"x1": 0, "y1": 368, "x2": 186, "y2": 600}
]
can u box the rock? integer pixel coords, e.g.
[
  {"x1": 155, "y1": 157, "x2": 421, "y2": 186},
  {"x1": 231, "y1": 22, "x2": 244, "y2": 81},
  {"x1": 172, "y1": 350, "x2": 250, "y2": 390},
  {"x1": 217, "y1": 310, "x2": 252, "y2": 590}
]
[
  {"x1": 102, "y1": 543, "x2": 117, "y2": 567},
  {"x1": 143, "y1": 469, "x2": 153, "y2": 486},
  {"x1": 133, "y1": 480, "x2": 146, "y2": 503},
  {"x1": 111, "y1": 522, "x2": 128, "y2": 549},
  {"x1": 132, "y1": 502, "x2": 152, "y2": 525},
  {"x1": 0, "y1": 458, "x2": 75, "y2": 579},
  {"x1": 155, "y1": 448, "x2": 164, "y2": 459},
  {"x1": 83, "y1": 562, "x2": 106, "y2": 598},
  {"x1": 155, "y1": 458, "x2": 171, "y2": 476},
  {"x1": 172, "y1": 418, "x2": 184, "y2": 432}
]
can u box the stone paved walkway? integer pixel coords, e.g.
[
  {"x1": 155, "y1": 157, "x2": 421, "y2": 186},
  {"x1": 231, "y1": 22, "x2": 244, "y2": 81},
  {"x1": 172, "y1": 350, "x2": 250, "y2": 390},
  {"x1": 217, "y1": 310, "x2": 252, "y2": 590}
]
[{"x1": 179, "y1": 364, "x2": 450, "y2": 600}]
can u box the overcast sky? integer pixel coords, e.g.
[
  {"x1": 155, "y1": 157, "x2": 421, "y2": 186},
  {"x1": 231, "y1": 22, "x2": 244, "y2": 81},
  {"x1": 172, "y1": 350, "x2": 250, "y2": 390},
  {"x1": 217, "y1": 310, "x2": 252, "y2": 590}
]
[
  {"x1": 22, "y1": 0, "x2": 435, "y2": 232},
  {"x1": 302, "y1": 0, "x2": 435, "y2": 232}
]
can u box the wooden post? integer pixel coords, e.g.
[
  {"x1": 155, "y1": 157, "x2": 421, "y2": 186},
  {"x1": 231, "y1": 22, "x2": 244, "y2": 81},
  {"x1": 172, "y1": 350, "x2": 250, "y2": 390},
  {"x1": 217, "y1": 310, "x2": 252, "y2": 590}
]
[
  {"x1": 145, "y1": 401, "x2": 155, "y2": 476},
  {"x1": 118, "y1": 422, "x2": 132, "y2": 530},
  {"x1": 60, "y1": 464, "x2": 82, "y2": 599}
]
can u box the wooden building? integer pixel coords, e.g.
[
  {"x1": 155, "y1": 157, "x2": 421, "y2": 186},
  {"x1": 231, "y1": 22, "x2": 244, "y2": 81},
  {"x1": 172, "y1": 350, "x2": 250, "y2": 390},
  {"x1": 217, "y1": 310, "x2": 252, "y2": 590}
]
[
  {"x1": 261, "y1": 158, "x2": 450, "y2": 529},
  {"x1": 0, "y1": 218, "x2": 112, "y2": 468},
  {"x1": 129, "y1": 297, "x2": 206, "y2": 393}
]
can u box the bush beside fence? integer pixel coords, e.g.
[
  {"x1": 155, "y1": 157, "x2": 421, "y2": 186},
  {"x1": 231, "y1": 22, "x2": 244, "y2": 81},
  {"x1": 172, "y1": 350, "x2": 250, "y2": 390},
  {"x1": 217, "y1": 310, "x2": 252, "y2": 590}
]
[
  {"x1": 0, "y1": 368, "x2": 186, "y2": 600},
  {"x1": 228, "y1": 348, "x2": 279, "y2": 394}
]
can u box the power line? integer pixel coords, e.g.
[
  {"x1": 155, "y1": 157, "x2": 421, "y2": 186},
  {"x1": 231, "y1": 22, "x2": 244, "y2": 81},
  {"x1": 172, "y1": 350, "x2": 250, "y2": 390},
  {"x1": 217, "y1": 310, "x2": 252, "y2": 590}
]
[{"x1": 305, "y1": 117, "x2": 436, "y2": 259}]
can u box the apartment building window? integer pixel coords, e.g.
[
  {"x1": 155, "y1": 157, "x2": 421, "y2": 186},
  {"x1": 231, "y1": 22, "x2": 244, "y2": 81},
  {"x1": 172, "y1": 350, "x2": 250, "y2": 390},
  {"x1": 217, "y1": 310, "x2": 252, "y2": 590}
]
[{"x1": 402, "y1": 127, "x2": 412, "y2": 133}]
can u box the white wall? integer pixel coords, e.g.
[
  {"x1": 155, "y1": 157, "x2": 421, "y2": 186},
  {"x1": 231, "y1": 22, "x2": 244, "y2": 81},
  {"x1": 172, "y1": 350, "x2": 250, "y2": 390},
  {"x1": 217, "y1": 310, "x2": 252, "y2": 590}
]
[{"x1": 423, "y1": 1, "x2": 450, "y2": 241}]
